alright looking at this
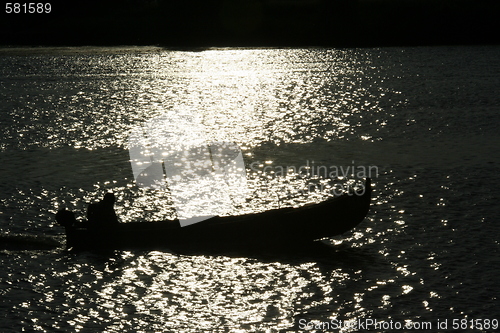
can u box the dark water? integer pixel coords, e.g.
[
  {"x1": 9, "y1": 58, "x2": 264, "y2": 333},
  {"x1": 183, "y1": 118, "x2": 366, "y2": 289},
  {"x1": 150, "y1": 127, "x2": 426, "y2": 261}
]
[{"x1": 0, "y1": 46, "x2": 499, "y2": 332}]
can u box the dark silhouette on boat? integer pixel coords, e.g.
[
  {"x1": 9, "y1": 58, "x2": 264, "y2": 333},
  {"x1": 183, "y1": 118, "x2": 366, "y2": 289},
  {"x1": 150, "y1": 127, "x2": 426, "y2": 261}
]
[{"x1": 56, "y1": 179, "x2": 371, "y2": 253}]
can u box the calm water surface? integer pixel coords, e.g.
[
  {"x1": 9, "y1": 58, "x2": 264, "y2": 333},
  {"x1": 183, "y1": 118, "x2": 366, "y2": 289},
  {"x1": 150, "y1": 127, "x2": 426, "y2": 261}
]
[{"x1": 0, "y1": 46, "x2": 499, "y2": 332}]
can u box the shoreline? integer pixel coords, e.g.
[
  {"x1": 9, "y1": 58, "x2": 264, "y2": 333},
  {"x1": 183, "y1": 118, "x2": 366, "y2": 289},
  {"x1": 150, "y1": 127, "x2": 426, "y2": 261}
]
[{"x1": 1, "y1": 43, "x2": 499, "y2": 56}]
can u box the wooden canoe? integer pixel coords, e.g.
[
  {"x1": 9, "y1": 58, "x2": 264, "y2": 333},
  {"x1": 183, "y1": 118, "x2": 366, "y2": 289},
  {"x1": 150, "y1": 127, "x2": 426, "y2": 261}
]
[{"x1": 59, "y1": 178, "x2": 371, "y2": 253}]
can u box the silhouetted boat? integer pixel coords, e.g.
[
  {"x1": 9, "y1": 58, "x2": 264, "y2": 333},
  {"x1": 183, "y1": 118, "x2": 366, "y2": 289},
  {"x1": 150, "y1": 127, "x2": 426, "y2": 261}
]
[{"x1": 58, "y1": 179, "x2": 371, "y2": 253}]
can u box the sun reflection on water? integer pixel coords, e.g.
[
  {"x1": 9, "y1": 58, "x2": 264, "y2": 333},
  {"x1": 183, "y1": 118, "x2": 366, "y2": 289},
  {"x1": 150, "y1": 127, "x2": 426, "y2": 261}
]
[
  {"x1": 1, "y1": 47, "x2": 482, "y2": 331},
  {"x1": 12, "y1": 244, "x2": 427, "y2": 333},
  {"x1": 1, "y1": 48, "x2": 394, "y2": 153},
  {"x1": 70, "y1": 252, "x2": 349, "y2": 332},
  {"x1": 1, "y1": 48, "x2": 402, "y2": 229}
]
